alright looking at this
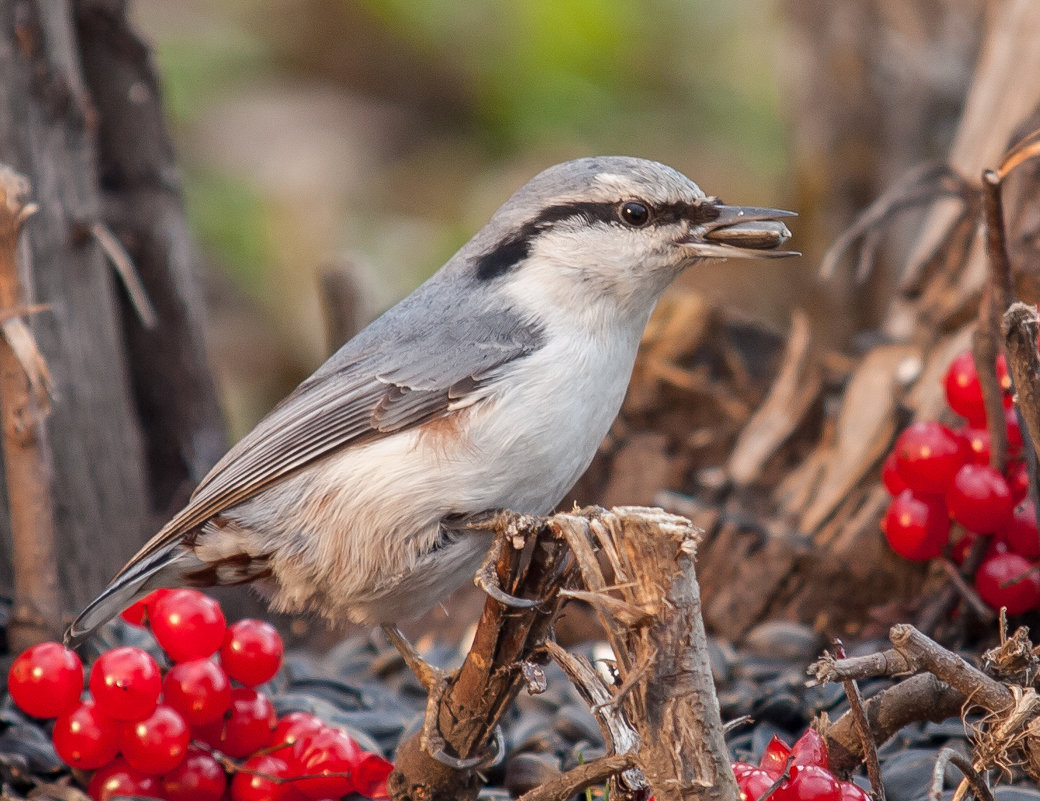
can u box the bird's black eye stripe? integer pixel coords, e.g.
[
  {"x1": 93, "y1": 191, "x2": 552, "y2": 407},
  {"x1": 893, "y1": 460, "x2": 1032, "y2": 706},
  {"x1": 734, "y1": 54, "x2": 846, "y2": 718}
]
[
  {"x1": 473, "y1": 197, "x2": 721, "y2": 281},
  {"x1": 619, "y1": 201, "x2": 650, "y2": 227}
]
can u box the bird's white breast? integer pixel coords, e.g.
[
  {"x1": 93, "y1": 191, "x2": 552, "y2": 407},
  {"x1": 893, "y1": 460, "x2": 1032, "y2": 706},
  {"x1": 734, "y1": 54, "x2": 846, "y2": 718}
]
[
  {"x1": 466, "y1": 319, "x2": 640, "y2": 511},
  {"x1": 219, "y1": 310, "x2": 645, "y2": 623}
]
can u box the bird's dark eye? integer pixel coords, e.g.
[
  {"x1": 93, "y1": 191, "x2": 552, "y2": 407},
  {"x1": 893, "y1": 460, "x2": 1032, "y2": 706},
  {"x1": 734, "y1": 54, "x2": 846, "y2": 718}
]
[{"x1": 619, "y1": 201, "x2": 651, "y2": 227}]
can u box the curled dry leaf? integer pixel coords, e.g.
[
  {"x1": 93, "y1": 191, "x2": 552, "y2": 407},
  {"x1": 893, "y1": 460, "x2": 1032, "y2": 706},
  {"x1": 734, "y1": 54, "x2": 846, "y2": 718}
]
[
  {"x1": 727, "y1": 310, "x2": 821, "y2": 487},
  {"x1": 797, "y1": 344, "x2": 920, "y2": 533}
]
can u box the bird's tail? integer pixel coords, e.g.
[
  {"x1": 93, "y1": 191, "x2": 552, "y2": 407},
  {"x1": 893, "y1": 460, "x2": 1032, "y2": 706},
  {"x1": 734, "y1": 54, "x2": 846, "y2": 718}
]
[{"x1": 64, "y1": 541, "x2": 189, "y2": 648}]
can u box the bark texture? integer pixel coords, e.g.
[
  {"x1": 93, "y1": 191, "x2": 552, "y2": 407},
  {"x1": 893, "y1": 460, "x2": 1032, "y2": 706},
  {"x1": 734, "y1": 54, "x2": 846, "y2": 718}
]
[
  {"x1": 0, "y1": 0, "x2": 224, "y2": 615},
  {"x1": 560, "y1": 507, "x2": 737, "y2": 801}
]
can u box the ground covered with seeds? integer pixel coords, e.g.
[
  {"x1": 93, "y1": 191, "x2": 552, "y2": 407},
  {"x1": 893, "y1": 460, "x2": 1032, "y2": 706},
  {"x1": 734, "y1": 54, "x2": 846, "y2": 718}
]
[{"x1": 1, "y1": 604, "x2": 1035, "y2": 801}]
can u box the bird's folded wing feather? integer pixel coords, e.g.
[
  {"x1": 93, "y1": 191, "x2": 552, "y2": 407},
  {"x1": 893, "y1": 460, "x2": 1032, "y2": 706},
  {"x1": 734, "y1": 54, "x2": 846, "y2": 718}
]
[{"x1": 114, "y1": 306, "x2": 543, "y2": 578}]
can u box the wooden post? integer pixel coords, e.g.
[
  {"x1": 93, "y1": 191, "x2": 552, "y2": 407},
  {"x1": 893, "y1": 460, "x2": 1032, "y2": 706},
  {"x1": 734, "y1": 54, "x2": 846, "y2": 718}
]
[{"x1": 0, "y1": 166, "x2": 62, "y2": 649}]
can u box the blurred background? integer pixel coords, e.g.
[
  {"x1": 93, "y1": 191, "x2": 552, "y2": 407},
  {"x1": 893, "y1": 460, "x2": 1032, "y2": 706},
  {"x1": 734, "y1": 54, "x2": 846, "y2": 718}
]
[{"x1": 129, "y1": 0, "x2": 984, "y2": 440}]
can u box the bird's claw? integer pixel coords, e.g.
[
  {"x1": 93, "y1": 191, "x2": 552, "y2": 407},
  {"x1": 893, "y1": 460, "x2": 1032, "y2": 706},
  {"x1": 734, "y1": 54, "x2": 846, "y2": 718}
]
[
  {"x1": 384, "y1": 624, "x2": 503, "y2": 769},
  {"x1": 473, "y1": 541, "x2": 541, "y2": 609},
  {"x1": 420, "y1": 675, "x2": 503, "y2": 770}
]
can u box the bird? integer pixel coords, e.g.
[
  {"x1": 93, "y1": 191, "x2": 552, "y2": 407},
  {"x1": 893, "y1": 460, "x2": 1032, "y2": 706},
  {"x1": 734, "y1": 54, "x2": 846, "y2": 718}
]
[{"x1": 65, "y1": 156, "x2": 794, "y2": 647}]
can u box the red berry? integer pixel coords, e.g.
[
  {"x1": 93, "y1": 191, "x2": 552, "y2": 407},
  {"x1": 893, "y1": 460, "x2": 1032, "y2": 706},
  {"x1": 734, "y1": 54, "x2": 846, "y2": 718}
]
[
  {"x1": 839, "y1": 782, "x2": 872, "y2": 801},
  {"x1": 758, "y1": 734, "x2": 791, "y2": 776},
  {"x1": 944, "y1": 351, "x2": 987, "y2": 424},
  {"x1": 121, "y1": 704, "x2": 190, "y2": 775},
  {"x1": 894, "y1": 422, "x2": 966, "y2": 494},
  {"x1": 8, "y1": 642, "x2": 83, "y2": 718},
  {"x1": 881, "y1": 451, "x2": 909, "y2": 495},
  {"x1": 1006, "y1": 460, "x2": 1030, "y2": 504},
  {"x1": 287, "y1": 727, "x2": 360, "y2": 799},
  {"x1": 975, "y1": 552, "x2": 1040, "y2": 614},
  {"x1": 354, "y1": 750, "x2": 394, "y2": 799},
  {"x1": 737, "y1": 767, "x2": 775, "y2": 801},
  {"x1": 120, "y1": 588, "x2": 173, "y2": 627},
  {"x1": 272, "y1": 712, "x2": 327, "y2": 747},
  {"x1": 230, "y1": 754, "x2": 299, "y2": 801},
  {"x1": 948, "y1": 464, "x2": 1014, "y2": 534},
  {"x1": 958, "y1": 427, "x2": 991, "y2": 465},
  {"x1": 732, "y1": 762, "x2": 758, "y2": 779},
  {"x1": 163, "y1": 658, "x2": 232, "y2": 726},
  {"x1": 221, "y1": 619, "x2": 284, "y2": 686},
  {"x1": 882, "y1": 490, "x2": 950, "y2": 561},
  {"x1": 772, "y1": 765, "x2": 842, "y2": 801},
  {"x1": 790, "y1": 728, "x2": 828, "y2": 769},
  {"x1": 151, "y1": 589, "x2": 227, "y2": 662},
  {"x1": 162, "y1": 746, "x2": 228, "y2": 801},
  {"x1": 1004, "y1": 500, "x2": 1040, "y2": 559},
  {"x1": 193, "y1": 686, "x2": 276, "y2": 758},
  {"x1": 87, "y1": 756, "x2": 162, "y2": 800},
  {"x1": 52, "y1": 699, "x2": 121, "y2": 770},
  {"x1": 89, "y1": 646, "x2": 162, "y2": 721}
]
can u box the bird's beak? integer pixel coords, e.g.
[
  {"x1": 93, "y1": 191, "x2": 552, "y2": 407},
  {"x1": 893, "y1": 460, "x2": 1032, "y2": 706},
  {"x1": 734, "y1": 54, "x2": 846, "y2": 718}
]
[{"x1": 680, "y1": 205, "x2": 798, "y2": 259}]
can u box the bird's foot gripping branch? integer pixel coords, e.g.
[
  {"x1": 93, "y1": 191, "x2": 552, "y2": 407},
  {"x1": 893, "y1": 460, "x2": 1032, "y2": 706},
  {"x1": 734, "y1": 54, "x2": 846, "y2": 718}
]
[{"x1": 388, "y1": 506, "x2": 739, "y2": 801}]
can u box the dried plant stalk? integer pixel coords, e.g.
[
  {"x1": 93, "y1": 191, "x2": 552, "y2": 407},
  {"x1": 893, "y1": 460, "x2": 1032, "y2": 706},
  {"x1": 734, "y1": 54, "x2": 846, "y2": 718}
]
[
  {"x1": 0, "y1": 165, "x2": 61, "y2": 650},
  {"x1": 560, "y1": 507, "x2": 738, "y2": 801}
]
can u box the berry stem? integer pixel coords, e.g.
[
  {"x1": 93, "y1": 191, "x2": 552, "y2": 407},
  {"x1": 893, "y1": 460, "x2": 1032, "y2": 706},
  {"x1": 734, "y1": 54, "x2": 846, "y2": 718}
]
[
  {"x1": 972, "y1": 322, "x2": 1008, "y2": 473},
  {"x1": 832, "y1": 639, "x2": 885, "y2": 801},
  {"x1": 974, "y1": 169, "x2": 1013, "y2": 474}
]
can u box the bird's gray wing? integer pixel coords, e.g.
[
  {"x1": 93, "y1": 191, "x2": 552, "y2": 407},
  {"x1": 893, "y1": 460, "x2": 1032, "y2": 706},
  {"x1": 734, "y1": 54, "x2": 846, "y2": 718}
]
[{"x1": 115, "y1": 304, "x2": 543, "y2": 575}]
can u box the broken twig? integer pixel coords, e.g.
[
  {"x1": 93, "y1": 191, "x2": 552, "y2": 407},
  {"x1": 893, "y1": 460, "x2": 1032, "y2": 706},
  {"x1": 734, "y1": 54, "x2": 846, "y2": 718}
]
[{"x1": 832, "y1": 640, "x2": 885, "y2": 801}]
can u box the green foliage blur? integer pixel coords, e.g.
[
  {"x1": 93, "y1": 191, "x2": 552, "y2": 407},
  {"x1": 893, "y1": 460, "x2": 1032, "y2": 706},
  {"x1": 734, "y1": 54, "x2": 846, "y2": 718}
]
[
  {"x1": 136, "y1": 0, "x2": 790, "y2": 432},
  {"x1": 361, "y1": 0, "x2": 786, "y2": 167},
  {"x1": 148, "y1": 0, "x2": 786, "y2": 291}
]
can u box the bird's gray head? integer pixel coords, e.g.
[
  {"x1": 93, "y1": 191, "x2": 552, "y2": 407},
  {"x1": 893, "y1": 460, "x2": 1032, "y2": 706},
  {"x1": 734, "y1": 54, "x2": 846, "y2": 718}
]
[{"x1": 458, "y1": 156, "x2": 795, "y2": 323}]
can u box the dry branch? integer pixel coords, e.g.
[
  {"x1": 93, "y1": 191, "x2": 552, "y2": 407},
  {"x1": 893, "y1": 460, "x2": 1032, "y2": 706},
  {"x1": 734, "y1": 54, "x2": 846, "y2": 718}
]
[
  {"x1": 1004, "y1": 304, "x2": 1040, "y2": 466},
  {"x1": 517, "y1": 754, "x2": 637, "y2": 801},
  {"x1": 814, "y1": 624, "x2": 1033, "y2": 778},
  {"x1": 0, "y1": 166, "x2": 61, "y2": 650},
  {"x1": 888, "y1": 625, "x2": 1013, "y2": 713},
  {"x1": 543, "y1": 638, "x2": 643, "y2": 790},
  {"x1": 390, "y1": 507, "x2": 738, "y2": 801},
  {"x1": 974, "y1": 167, "x2": 1015, "y2": 472},
  {"x1": 824, "y1": 673, "x2": 968, "y2": 777},
  {"x1": 89, "y1": 222, "x2": 157, "y2": 329},
  {"x1": 388, "y1": 512, "x2": 571, "y2": 801},
  {"x1": 929, "y1": 748, "x2": 994, "y2": 801}
]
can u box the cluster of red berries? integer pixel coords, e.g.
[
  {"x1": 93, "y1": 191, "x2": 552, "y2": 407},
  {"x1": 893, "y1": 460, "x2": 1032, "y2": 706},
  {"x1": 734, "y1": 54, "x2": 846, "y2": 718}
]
[
  {"x1": 6, "y1": 589, "x2": 393, "y2": 801},
  {"x1": 881, "y1": 350, "x2": 1040, "y2": 613},
  {"x1": 732, "y1": 729, "x2": 868, "y2": 801}
]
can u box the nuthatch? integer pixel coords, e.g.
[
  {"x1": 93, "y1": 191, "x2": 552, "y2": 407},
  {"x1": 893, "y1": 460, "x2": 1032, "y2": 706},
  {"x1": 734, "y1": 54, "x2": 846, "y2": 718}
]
[{"x1": 67, "y1": 156, "x2": 794, "y2": 645}]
